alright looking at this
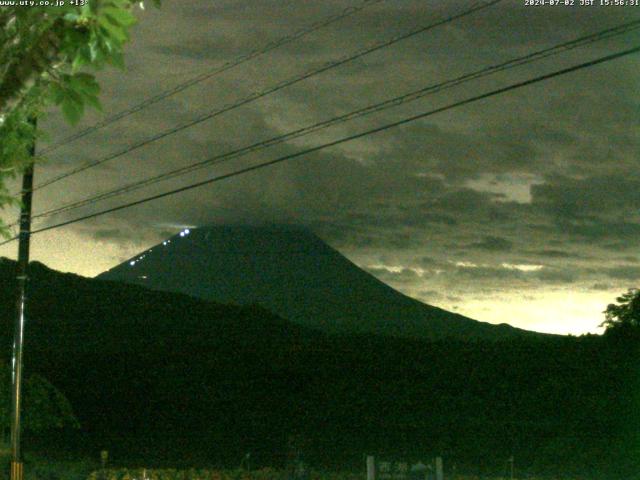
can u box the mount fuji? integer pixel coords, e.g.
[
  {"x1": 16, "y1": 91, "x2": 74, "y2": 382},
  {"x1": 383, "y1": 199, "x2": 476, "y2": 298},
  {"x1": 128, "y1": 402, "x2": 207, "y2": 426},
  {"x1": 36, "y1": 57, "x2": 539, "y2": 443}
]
[{"x1": 98, "y1": 225, "x2": 539, "y2": 340}]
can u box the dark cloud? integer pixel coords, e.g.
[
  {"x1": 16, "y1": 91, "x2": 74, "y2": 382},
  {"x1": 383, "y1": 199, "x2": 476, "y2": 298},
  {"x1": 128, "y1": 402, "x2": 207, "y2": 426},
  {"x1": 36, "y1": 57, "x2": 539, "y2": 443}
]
[
  {"x1": 603, "y1": 266, "x2": 640, "y2": 281},
  {"x1": 416, "y1": 256, "x2": 444, "y2": 268},
  {"x1": 387, "y1": 123, "x2": 540, "y2": 181},
  {"x1": 365, "y1": 266, "x2": 421, "y2": 284},
  {"x1": 432, "y1": 189, "x2": 501, "y2": 213},
  {"x1": 452, "y1": 265, "x2": 523, "y2": 281},
  {"x1": 562, "y1": 220, "x2": 640, "y2": 243},
  {"x1": 525, "y1": 249, "x2": 580, "y2": 259},
  {"x1": 533, "y1": 269, "x2": 575, "y2": 285},
  {"x1": 152, "y1": 40, "x2": 237, "y2": 62},
  {"x1": 419, "y1": 289, "x2": 443, "y2": 301},
  {"x1": 92, "y1": 229, "x2": 124, "y2": 241},
  {"x1": 530, "y1": 175, "x2": 640, "y2": 218},
  {"x1": 397, "y1": 210, "x2": 459, "y2": 227},
  {"x1": 467, "y1": 235, "x2": 513, "y2": 252},
  {"x1": 0, "y1": 0, "x2": 633, "y2": 334}
]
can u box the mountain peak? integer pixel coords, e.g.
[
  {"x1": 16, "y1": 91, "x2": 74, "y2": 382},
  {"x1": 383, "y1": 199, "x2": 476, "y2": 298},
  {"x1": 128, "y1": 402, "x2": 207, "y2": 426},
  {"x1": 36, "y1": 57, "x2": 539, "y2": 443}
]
[{"x1": 98, "y1": 225, "x2": 540, "y2": 340}]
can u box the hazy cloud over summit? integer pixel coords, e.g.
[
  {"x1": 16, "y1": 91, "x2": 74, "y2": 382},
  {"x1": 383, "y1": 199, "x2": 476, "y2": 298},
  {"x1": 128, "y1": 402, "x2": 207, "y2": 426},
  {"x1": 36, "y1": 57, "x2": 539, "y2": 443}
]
[{"x1": 1, "y1": 0, "x2": 638, "y2": 334}]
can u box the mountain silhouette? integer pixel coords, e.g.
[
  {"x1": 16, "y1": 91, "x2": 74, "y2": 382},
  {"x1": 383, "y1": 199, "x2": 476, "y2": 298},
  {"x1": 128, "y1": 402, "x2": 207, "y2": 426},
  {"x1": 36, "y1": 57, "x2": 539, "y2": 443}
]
[
  {"x1": 98, "y1": 225, "x2": 538, "y2": 340},
  {"x1": 0, "y1": 258, "x2": 634, "y2": 476}
]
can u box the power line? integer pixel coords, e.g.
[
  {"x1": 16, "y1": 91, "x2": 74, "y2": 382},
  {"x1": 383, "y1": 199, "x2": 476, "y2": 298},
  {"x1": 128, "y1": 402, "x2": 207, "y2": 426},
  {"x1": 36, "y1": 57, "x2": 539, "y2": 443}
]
[
  {"x1": 1, "y1": 43, "x2": 637, "y2": 247},
  {"x1": 38, "y1": 0, "x2": 387, "y2": 156},
  {"x1": 32, "y1": 0, "x2": 502, "y2": 192},
  {"x1": 26, "y1": 19, "x2": 640, "y2": 223}
]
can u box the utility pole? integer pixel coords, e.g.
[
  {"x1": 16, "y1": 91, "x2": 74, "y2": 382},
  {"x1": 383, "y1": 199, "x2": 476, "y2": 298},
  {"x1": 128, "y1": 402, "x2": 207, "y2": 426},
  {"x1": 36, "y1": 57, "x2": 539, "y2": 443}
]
[{"x1": 10, "y1": 121, "x2": 36, "y2": 480}]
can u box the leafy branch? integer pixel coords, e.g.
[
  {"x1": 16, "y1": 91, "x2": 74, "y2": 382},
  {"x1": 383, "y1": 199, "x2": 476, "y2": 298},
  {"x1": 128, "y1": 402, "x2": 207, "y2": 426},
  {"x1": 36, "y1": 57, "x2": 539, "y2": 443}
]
[{"x1": 0, "y1": 0, "x2": 161, "y2": 235}]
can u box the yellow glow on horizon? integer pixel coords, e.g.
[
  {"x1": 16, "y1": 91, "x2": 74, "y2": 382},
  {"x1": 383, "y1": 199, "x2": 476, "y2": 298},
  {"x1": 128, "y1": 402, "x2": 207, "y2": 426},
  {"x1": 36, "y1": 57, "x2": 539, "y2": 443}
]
[
  {"x1": 0, "y1": 229, "x2": 626, "y2": 337},
  {"x1": 0, "y1": 229, "x2": 153, "y2": 277},
  {"x1": 447, "y1": 289, "x2": 616, "y2": 335}
]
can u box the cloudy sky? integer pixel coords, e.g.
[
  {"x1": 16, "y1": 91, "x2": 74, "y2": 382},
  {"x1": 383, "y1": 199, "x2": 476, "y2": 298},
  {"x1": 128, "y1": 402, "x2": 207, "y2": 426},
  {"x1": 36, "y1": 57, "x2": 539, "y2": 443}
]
[{"x1": 1, "y1": 0, "x2": 639, "y2": 335}]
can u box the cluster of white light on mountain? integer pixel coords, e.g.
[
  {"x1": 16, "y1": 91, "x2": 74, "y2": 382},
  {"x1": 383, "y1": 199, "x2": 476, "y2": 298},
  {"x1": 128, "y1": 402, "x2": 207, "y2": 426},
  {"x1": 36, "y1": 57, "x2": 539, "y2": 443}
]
[{"x1": 129, "y1": 228, "x2": 191, "y2": 267}]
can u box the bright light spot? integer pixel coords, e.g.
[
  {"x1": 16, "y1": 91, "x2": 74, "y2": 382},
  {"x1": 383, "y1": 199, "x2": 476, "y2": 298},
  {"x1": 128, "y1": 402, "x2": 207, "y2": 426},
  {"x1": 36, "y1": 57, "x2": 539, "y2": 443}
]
[
  {"x1": 464, "y1": 173, "x2": 544, "y2": 204},
  {"x1": 163, "y1": 242, "x2": 167, "y2": 246},
  {"x1": 180, "y1": 232, "x2": 185, "y2": 237},
  {"x1": 455, "y1": 261, "x2": 478, "y2": 268},
  {"x1": 129, "y1": 261, "x2": 135, "y2": 266},
  {"x1": 368, "y1": 264, "x2": 405, "y2": 273},
  {"x1": 501, "y1": 263, "x2": 544, "y2": 272},
  {"x1": 185, "y1": 228, "x2": 190, "y2": 234},
  {"x1": 453, "y1": 261, "x2": 544, "y2": 272}
]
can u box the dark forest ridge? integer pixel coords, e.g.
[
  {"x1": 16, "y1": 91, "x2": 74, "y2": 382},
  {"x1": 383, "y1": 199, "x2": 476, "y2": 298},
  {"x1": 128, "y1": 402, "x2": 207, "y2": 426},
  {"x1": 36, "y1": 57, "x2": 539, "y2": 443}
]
[
  {"x1": 0, "y1": 257, "x2": 635, "y2": 476},
  {"x1": 98, "y1": 225, "x2": 544, "y2": 341}
]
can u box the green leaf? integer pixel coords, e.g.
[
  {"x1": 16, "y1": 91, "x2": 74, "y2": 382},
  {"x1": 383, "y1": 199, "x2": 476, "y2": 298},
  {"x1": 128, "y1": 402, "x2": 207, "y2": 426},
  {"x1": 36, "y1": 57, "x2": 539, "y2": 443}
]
[
  {"x1": 108, "y1": 0, "x2": 132, "y2": 9},
  {"x1": 71, "y1": 51, "x2": 89, "y2": 72},
  {"x1": 96, "y1": 31, "x2": 111, "y2": 53},
  {"x1": 88, "y1": 38, "x2": 99, "y2": 61},
  {"x1": 66, "y1": 87, "x2": 85, "y2": 106},
  {"x1": 64, "y1": 27, "x2": 88, "y2": 47},
  {"x1": 63, "y1": 12, "x2": 81, "y2": 22},
  {"x1": 71, "y1": 45, "x2": 95, "y2": 72},
  {"x1": 48, "y1": 83, "x2": 66, "y2": 105},
  {"x1": 86, "y1": 1, "x2": 98, "y2": 15},
  {"x1": 61, "y1": 99, "x2": 83, "y2": 125},
  {"x1": 69, "y1": 73, "x2": 100, "y2": 97},
  {"x1": 84, "y1": 94, "x2": 103, "y2": 112},
  {"x1": 97, "y1": 16, "x2": 128, "y2": 44}
]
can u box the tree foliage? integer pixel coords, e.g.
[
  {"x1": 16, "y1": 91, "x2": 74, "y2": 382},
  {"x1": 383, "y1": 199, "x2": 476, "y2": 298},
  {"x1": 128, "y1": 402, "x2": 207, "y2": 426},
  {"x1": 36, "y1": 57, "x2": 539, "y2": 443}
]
[
  {"x1": 0, "y1": 362, "x2": 78, "y2": 432},
  {"x1": 601, "y1": 288, "x2": 640, "y2": 338},
  {"x1": 0, "y1": 0, "x2": 161, "y2": 234}
]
